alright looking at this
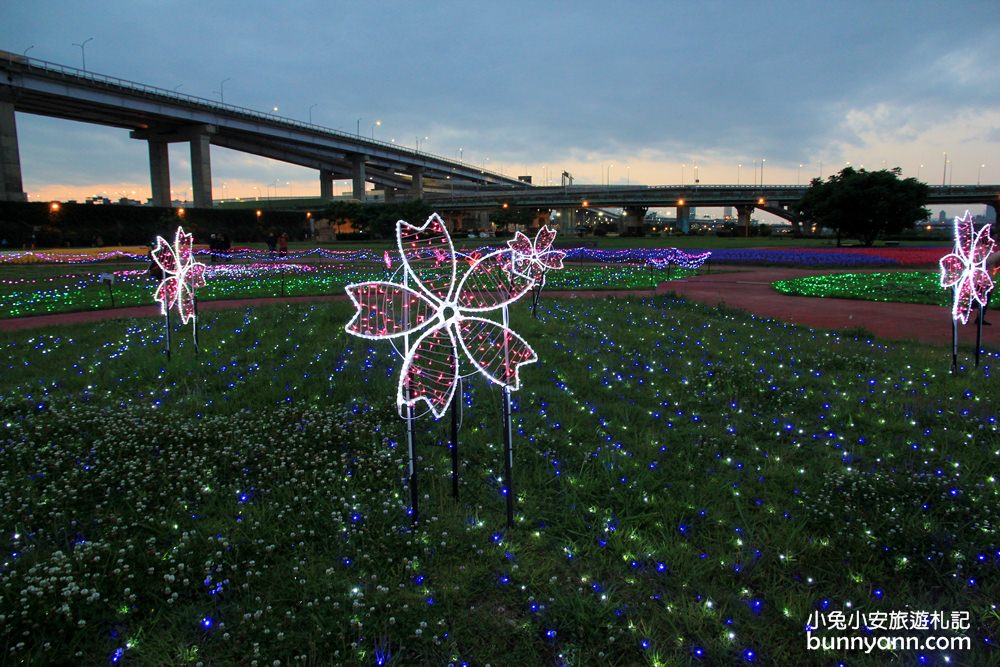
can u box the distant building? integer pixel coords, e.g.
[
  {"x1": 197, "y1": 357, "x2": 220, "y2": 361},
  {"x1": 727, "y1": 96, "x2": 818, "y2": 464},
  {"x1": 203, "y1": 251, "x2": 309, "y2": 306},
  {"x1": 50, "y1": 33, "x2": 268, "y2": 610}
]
[{"x1": 939, "y1": 209, "x2": 947, "y2": 223}]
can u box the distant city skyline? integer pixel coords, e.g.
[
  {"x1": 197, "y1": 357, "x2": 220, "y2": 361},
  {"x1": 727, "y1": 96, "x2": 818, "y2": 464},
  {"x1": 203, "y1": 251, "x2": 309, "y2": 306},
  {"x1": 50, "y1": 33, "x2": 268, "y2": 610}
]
[{"x1": 3, "y1": 0, "x2": 999, "y2": 219}]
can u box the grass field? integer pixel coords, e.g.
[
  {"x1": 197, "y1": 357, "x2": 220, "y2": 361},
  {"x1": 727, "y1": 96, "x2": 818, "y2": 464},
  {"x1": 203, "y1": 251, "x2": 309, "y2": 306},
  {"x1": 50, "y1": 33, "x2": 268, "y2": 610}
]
[
  {"x1": 773, "y1": 272, "x2": 950, "y2": 307},
  {"x1": 1, "y1": 294, "x2": 996, "y2": 665},
  {"x1": 0, "y1": 261, "x2": 698, "y2": 319}
]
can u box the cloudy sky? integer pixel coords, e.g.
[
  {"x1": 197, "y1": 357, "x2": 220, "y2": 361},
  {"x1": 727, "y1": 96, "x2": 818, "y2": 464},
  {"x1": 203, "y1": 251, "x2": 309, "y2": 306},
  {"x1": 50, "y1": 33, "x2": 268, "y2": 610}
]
[{"x1": 3, "y1": 0, "x2": 1000, "y2": 212}]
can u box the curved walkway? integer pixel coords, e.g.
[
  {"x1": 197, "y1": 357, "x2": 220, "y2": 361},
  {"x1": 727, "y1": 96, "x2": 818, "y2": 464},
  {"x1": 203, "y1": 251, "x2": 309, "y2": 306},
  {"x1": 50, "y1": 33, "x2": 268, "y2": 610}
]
[
  {"x1": 660, "y1": 266, "x2": 997, "y2": 348},
  {"x1": 0, "y1": 267, "x2": 995, "y2": 349}
]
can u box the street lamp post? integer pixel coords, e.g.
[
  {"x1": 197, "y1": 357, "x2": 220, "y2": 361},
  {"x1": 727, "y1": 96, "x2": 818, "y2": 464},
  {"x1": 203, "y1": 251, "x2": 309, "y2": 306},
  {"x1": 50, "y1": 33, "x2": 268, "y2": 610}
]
[
  {"x1": 978, "y1": 163, "x2": 985, "y2": 186},
  {"x1": 760, "y1": 158, "x2": 765, "y2": 187},
  {"x1": 942, "y1": 152, "x2": 948, "y2": 187},
  {"x1": 22, "y1": 45, "x2": 34, "y2": 57},
  {"x1": 72, "y1": 37, "x2": 93, "y2": 71},
  {"x1": 798, "y1": 164, "x2": 803, "y2": 186},
  {"x1": 309, "y1": 104, "x2": 317, "y2": 124},
  {"x1": 737, "y1": 164, "x2": 741, "y2": 186},
  {"x1": 217, "y1": 78, "x2": 230, "y2": 104},
  {"x1": 681, "y1": 163, "x2": 685, "y2": 186},
  {"x1": 371, "y1": 120, "x2": 381, "y2": 139}
]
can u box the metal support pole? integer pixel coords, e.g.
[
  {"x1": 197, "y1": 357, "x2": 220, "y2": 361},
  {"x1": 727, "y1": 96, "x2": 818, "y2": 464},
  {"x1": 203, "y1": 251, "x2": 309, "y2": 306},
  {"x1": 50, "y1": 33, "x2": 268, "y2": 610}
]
[
  {"x1": 450, "y1": 378, "x2": 461, "y2": 499},
  {"x1": 501, "y1": 303, "x2": 515, "y2": 528},
  {"x1": 192, "y1": 297, "x2": 200, "y2": 356},
  {"x1": 402, "y1": 270, "x2": 419, "y2": 525},
  {"x1": 975, "y1": 302, "x2": 984, "y2": 368},
  {"x1": 165, "y1": 306, "x2": 172, "y2": 361},
  {"x1": 951, "y1": 288, "x2": 958, "y2": 375}
]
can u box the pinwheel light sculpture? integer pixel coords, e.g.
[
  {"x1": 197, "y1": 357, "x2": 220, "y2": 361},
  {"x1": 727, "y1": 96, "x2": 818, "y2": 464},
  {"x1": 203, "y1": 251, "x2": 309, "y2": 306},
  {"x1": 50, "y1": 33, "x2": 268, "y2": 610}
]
[
  {"x1": 939, "y1": 211, "x2": 995, "y2": 370},
  {"x1": 151, "y1": 226, "x2": 206, "y2": 356},
  {"x1": 345, "y1": 214, "x2": 557, "y2": 525},
  {"x1": 509, "y1": 225, "x2": 566, "y2": 317}
]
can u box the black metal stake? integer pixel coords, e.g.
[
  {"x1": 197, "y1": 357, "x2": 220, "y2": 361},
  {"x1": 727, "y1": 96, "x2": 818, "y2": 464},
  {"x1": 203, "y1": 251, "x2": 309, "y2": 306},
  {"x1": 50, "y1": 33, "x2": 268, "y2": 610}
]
[
  {"x1": 975, "y1": 302, "x2": 984, "y2": 368},
  {"x1": 192, "y1": 297, "x2": 200, "y2": 356},
  {"x1": 450, "y1": 378, "x2": 461, "y2": 499},
  {"x1": 531, "y1": 283, "x2": 542, "y2": 319},
  {"x1": 501, "y1": 302, "x2": 515, "y2": 528},
  {"x1": 105, "y1": 282, "x2": 115, "y2": 309},
  {"x1": 165, "y1": 306, "x2": 172, "y2": 361},
  {"x1": 501, "y1": 385, "x2": 514, "y2": 528},
  {"x1": 951, "y1": 320, "x2": 958, "y2": 376},
  {"x1": 407, "y1": 403, "x2": 418, "y2": 526}
]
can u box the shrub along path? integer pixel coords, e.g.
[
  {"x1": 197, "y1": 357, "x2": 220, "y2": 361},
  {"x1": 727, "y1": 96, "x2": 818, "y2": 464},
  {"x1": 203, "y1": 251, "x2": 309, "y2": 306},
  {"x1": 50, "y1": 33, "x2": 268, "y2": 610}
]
[{"x1": 1, "y1": 265, "x2": 996, "y2": 350}]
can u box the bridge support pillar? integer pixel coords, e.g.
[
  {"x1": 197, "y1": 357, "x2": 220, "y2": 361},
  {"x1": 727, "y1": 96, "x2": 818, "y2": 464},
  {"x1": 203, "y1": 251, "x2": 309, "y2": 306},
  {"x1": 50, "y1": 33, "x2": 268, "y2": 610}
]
[
  {"x1": 190, "y1": 132, "x2": 213, "y2": 208},
  {"x1": 736, "y1": 204, "x2": 754, "y2": 237},
  {"x1": 320, "y1": 169, "x2": 334, "y2": 198},
  {"x1": 0, "y1": 101, "x2": 26, "y2": 202},
  {"x1": 560, "y1": 208, "x2": 576, "y2": 233},
  {"x1": 409, "y1": 167, "x2": 424, "y2": 199},
  {"x1": 148, "y1": 140, "x2": 171, "y2": 208},
  {"x1": 676, "y1": 204, "x2": 690, "y2": 234},
  {"x1": 623, "y1": 206, "x2": 647, "y2": 235},
  {"x1": 351, "y1": 155, "x2": 367, "y2": 200}
]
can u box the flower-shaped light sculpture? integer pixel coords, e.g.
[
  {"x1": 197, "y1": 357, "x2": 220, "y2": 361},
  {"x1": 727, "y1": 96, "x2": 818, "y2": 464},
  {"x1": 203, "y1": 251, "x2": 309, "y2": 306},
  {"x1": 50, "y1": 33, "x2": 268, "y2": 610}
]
[
  {"x1": 939, "y1": 211, "x2": 995, "y2": 324},
  {"x1": 345, "y1": 214, "x2": 538, "y2": 418},
  {"x1": 151, "y1": 226, "x2": 207, "y2": 325},
  {"x1": 508, "y1": 225, "x2": 566, "y2": 287}
]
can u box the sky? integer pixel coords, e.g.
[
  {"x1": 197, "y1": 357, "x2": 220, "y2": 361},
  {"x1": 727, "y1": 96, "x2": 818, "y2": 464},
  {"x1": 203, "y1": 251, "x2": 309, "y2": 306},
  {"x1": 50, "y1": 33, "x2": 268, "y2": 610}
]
[{"x1": 2, "y1": 0, "x2": 1000, "y2": 217}]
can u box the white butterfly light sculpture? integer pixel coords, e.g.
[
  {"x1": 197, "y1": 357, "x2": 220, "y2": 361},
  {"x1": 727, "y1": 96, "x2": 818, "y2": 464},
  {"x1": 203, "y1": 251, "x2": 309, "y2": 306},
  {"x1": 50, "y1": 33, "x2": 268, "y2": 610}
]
[
  {"x1": 151, "y1": 226, "x2": 206, "y2": 325},
  {"x1": 508, "y1": 225, "x2": 567, "y2": 288},
  {"x1": 939, "y1": 211, "x2": 995, "y2": 324},
  {"x1": 346, "y1": 215, "x2": 559, "y2": 418}
]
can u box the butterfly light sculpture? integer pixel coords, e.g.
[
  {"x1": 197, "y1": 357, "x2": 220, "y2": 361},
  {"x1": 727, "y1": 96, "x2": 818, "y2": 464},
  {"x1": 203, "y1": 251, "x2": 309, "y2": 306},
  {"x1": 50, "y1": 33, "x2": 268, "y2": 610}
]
[
  {"x1": 346, "y1": 214, "x2": 546, "y2": 418},
  {"x1": 151, "y1": 226, "x2": 207, "y2": 325},
  {"x1": 939, "y1": 211, "x2": 995, "y2": 324},
  {"x1": 508, "y1": 225, "x2": 566, "y2": 287}
]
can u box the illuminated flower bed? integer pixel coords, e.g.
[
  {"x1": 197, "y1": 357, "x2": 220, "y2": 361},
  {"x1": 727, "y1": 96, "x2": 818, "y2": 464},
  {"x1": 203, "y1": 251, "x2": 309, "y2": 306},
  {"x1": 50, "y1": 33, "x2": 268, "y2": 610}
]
[
  {"x1": 0, "y1": 298, "x2": 996, "y2": 664},
  {"x1": 773, "y1": 271, "x2": 949, "y2": 306}
]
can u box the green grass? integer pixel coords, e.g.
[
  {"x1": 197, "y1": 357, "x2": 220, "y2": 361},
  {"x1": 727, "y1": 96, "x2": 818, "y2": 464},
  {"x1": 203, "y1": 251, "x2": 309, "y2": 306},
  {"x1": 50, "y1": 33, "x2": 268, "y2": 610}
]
[
  {"x1": 0, "y1": 263, "x2": 697, "y2": 319},
  {"x1": 773, "y1": 271, "x2": 950, "y2": 306},
  {"x1": 1, "y1": 297, "x2": 997, "y2": 665}
]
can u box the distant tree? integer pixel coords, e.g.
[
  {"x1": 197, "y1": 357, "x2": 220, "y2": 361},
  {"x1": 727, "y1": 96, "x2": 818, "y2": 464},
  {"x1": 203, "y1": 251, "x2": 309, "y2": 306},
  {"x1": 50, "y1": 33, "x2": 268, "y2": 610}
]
[
  {"x1": 323, "y1": 200, "x2": 431, "y2": 238},
  {"x1": 491, "y1": 206, "x2": 535, "y2": 234},
  {"x1": 797, "y1": 167, "x2": 929, "y2": 246}
]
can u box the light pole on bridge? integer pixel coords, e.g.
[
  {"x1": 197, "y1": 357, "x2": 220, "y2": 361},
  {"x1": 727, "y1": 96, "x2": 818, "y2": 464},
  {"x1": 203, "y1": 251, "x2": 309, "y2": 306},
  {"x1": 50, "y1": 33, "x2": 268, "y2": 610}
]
[
  {"x1": 216, "y1": 78, "x2": 231, "y2": 104},
  {"x1": 309, "y1": 104, "x2": 317, "y2": 124},
  {"x1": 72, "y1": 37, "x2": 93, "y2": 71}
]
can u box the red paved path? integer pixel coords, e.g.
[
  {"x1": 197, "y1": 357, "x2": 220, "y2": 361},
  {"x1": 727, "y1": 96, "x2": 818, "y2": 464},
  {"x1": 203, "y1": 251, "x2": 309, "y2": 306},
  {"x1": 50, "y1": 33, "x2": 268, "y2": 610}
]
[
  {"x1": 659, "y1": 266, "x2": 997, "y2": 348},
  {"x1": 1, "y1": 267, "x2": 995, "y2": 349}
]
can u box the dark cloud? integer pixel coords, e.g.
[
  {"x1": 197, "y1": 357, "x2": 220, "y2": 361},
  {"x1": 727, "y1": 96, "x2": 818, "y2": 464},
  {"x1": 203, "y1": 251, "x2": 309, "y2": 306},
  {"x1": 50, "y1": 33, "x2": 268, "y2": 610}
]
[{"x1": 4, "y1": 0, "x2": 1000, "y2": 190}]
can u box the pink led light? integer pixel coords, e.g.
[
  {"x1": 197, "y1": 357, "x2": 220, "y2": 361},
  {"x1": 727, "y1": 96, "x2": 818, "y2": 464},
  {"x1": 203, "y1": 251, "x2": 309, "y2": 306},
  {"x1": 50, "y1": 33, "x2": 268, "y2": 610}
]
[
  {"x1": 151, "y1": 226, "x2": 207, "y2": 325},
  {"x1": 345, "y1": 214, "x2": 543, "y2": 419},
  {"x1": 939, "y1": 211, "x2": 995, "y2": 324}
]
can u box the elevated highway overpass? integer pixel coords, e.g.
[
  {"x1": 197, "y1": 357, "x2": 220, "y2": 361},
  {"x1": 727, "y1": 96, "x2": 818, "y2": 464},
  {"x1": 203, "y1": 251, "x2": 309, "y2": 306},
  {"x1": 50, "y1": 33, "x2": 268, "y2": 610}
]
[
  {"x1": 427, "y1": 183, "x2": 1000, "y2": 233},
  {"x1": 0, "y1": 50, "x2": 525, "y2": 206}
]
